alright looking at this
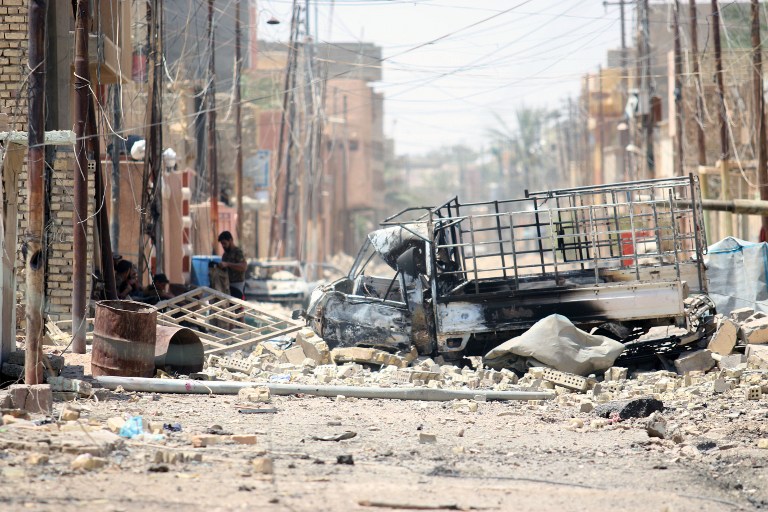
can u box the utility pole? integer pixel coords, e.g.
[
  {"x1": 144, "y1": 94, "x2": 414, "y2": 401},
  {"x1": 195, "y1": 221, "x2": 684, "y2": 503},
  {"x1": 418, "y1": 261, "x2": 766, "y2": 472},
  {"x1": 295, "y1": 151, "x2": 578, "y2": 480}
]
[
  {"x1": 712, "y1": 0, "x2": 728, "y2": 160},
  {"x1": 144, "y1": 0, "x2": 163, "y2": 274},
  {"x1": 207, "y1": 0, "x2": 219, "y2": 253},
  {"x1": 26, "y1": 0, "x2": 47, "y2": 384},
  {"x1": 689, "y1": 0, "x2": 706, "y2": 166},
  {"x1": 603, "y1": 0, "x2": 628, "y2": 180},
  {"x1": 639, "y1": 0, "x2": 654, "y2": 178},
  {"x1": 110, "y1": 85, "x2": 121, "y2": 252},
  {"x1": 673, "y1": 0, "x2": 684, "y2": 176},
  {"x1": 752, "y1": 0, "x2": 768, "y2": 238},
  {"x1": 598, "y1": 65, "x2": 604, "y2": 185},
  {"x1": 235, "y1": 0, "x2": 243, "y2": 242},
  {"x1": 73, "y1": 0, "x2": 89, "y2": 354}
]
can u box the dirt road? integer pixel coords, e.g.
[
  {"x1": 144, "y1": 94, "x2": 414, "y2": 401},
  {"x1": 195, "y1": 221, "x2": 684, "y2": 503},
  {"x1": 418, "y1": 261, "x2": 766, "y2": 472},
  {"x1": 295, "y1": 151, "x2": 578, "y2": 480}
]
[{"x1": 2, "y1": 379, "x2": 766, "y2": 512}]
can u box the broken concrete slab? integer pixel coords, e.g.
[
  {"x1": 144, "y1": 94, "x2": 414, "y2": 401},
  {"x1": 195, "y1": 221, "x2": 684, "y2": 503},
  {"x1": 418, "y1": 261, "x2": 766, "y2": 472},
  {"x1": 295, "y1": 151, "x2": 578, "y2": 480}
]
[
  {"x1": 541, "y1": 368, "x2": 589, "y2": 392},
  {"x1": 716, "y1": 353, "x2": 747, "y2": 370},
  {"x1": 238, "y1": 387, "x2": 271, "y2": 403},
  {"x1": 280, "y1": 346, "x2": 307, "y2": 365},
  {"x1": 673, "y1": 350, "x2": 715, "y2": 375},
  {"x1": 47, "y1": 376, "x2": 92, "y2": 397},
  {"x1": 331, "y1": 347, "x2": 408, "y2": 368},
  {"x1": 296, "y1": 328, "x2": 332, "y2": 365},
  {"x1": 707, "y1": 318, "x2": 739, "y2": 355}
]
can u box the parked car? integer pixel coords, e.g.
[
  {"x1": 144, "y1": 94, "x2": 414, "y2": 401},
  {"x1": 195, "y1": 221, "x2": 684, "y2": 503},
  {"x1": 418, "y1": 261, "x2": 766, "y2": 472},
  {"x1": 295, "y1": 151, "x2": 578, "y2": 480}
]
[{"x1": 245, "y1": 260, "x2": 344, "y2": 305}]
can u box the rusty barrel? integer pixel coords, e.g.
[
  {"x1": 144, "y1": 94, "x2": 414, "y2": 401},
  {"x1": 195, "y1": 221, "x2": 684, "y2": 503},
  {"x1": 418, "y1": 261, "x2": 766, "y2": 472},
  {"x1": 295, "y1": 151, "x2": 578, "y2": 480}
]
[
  {"x1": 155, "y1": 326, "x2": 204, "y2": 374},
  {"x1": 92, "y1": 300, "x2": 158, "y2": 378}
]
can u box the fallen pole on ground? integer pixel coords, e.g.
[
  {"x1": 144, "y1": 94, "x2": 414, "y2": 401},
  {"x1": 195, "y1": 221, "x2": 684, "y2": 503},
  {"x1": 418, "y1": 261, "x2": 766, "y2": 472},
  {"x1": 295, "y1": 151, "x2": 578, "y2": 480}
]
[{"x1": 93, "y1": 376, "x2": 554, "y2": 401}]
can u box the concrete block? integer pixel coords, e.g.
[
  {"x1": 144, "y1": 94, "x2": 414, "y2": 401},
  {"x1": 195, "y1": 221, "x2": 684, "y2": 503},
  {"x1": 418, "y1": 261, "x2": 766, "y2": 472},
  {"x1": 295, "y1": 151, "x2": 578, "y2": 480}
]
[
  {"x1": 730, "y1": 307, "x2": 755, "y2": 323},
  {"x1": 707, "y1": 318, "x2": 739, "y2": 355},
  {"x1": 231, "y1": 434, "x2": 258, "y2": 445},
  {"x1": 604, "y1": 367, "x2": 628, "y2": 382},
  {"x1": 9, "y1": 384, "x2": 52, "y2": 414},
  {"x1": 674, "y1": 350, "x2": 715, "y2": 375},
  {"x1": 61, "y1": 408, "x2": 80, "y2": 421},
  {"x1": 746, "y1": 344, "x2": 768, "y2": 369},
  {"x1": 746, "y1": 386, "x2": 762, "y2": 400},
  {"x1": 71, "y1": 454, "x2": 107, "y2": 471},
  {"x1": 542, "y1": 368, "x2": 589, "y2": 392}
]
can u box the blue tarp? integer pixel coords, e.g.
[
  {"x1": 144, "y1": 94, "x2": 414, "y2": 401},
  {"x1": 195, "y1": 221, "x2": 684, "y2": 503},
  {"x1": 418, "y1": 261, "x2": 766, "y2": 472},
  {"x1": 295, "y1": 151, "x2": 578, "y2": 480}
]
[
  {"x1": 190, "y1": 255, "x2": 221, "y2": 287},
  {"x1": 705, "y1": 237, "x2": 768, "y2": 315}
]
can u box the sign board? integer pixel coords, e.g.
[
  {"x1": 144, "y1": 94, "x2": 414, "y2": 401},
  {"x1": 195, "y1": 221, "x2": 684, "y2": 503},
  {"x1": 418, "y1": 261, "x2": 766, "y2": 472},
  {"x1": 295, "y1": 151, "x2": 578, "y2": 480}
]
[{"x1": 246, "y1": 150, "x2": 270, "y2": 189}]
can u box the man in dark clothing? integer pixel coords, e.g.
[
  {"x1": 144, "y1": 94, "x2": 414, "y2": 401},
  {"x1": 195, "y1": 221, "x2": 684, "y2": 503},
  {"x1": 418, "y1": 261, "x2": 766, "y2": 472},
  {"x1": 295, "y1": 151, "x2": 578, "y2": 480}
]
[
  {"x1": 143, "y1": 273, "x2": 175, "y2": 304},
  {"x1": 217, "y1": 231, "x2": 247, "y2": 299}
]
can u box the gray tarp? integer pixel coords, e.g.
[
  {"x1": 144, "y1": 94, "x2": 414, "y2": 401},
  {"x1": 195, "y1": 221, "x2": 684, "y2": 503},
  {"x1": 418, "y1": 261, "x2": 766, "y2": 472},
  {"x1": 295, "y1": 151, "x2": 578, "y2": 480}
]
[
  {"x1": 484, "y1": 314, "x2": 625, "y2": 376},
  {"x1": 705, "y1": 237, "x2": 768, "y2": 316}
]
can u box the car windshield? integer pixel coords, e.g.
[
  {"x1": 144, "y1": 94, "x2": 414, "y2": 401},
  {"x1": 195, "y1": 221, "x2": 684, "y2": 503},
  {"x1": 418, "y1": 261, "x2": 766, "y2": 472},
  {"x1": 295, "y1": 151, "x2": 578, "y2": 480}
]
[{"x1": 247, "y1": 263, "x2": 302, "y2": 280}]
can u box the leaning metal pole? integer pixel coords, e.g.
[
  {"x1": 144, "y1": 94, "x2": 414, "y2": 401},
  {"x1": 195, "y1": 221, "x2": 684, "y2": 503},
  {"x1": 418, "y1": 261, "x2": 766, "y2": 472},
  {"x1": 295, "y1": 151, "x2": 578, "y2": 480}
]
[
  {"x1": 26, "y1": 0, "x2": 47, "y2": 384},
  {"x1": 207, "y1": 0, "x2": 219, "y2": 253},
  {"x1": 72, "y1": 0, "x2": 90, "y2": 354},
  {"x1": 235, "y1": 0, "x2": 243, "y2": 242}
]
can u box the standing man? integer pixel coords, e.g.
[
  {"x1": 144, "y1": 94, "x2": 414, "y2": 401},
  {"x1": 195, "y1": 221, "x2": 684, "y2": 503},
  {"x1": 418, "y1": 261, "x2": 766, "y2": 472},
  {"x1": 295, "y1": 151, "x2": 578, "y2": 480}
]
[{"x1": 217, "y1": 231, "x2": 248, "y2": 299}]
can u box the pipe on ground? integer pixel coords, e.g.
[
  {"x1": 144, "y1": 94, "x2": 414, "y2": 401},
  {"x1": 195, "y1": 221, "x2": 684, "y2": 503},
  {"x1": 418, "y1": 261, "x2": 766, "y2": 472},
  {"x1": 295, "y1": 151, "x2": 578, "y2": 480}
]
[{"x1": 93, "y1": 376, "x2": 554, "y2": 402}]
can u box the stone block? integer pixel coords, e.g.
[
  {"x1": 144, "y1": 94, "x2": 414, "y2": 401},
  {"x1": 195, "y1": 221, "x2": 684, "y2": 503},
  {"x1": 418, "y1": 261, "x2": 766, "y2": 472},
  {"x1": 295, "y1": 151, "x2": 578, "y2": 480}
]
[
  {"x1": 673, "y1": 350, "x2": 715, "y2": 375},
  {"x1": 707, "y1": 318, "x2": 739, "y2": 355},
  {"x1": 71, "y1": 454, "x2": 107, "y2": 471},
  {"x1": 743, "y1": 316, "x2": 768, "y2": 344},
  {"x1": 231, "y1": 434, "x2": 258, "y2": 445},
  {"x1": 296, "y1": 328, "x2": 332, "y2": 365},
  {"x1": 280, "y1": 346, "x2": 307, "y2": 365},
  {"x1": 9, "y1": 384, "x2": 52, "y2": 414},
  {"x1": 47, "y1": 376, "x2": 92, "y2": 397},
  {"x1": 604, "y1": 367, "x2": 628, "y2": 382},
  {"x1": 418, "y1": 433, "x2": 437, "y2": 444},
  {"x1": 730, "y1": 307, "x2": 755, "y2": 323},
  {"x1": 238, "y1": 387, "x2": 270, "y2": 403},
  {"x1": 717, "y1": 354, "x2": 747, "y2": 370},
  {"x1": 251, "y1": 456, "x2": 273, "y2": 474},
  {"x1": 746, "y1": 345, "x2": 768, "y2": 369}
]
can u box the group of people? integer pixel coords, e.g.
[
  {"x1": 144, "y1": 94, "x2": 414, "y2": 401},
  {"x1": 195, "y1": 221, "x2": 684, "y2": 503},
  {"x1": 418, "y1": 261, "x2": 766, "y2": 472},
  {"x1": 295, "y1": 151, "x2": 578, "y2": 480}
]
[
  {"x1": 110, "y1": 231, "x2": 247, "y2": 303},
  {"x1": 114, "y1": 256, "x2": 174, "y2": 304}
]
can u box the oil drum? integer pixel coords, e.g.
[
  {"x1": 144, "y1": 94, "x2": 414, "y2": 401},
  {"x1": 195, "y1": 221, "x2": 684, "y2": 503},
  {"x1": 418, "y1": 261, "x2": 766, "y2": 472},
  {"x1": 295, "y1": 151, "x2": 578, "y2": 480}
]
[{"x1": 91, "y1": 300, "x2": 157, "y2": 377}]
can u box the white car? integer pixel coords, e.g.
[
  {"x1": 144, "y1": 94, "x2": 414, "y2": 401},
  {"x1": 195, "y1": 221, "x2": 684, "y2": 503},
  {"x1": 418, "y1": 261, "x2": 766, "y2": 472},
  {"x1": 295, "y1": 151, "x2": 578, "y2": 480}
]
[{"x1": 244, "y1": 260, "x2": 344, "y2": 305}]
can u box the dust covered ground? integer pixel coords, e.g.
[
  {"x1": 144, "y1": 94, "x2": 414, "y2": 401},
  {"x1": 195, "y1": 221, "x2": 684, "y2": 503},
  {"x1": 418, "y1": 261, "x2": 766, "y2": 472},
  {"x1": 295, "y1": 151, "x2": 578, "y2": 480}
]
[{"x1": 2, "y1": 353, "x2": 768, "y2": 511}]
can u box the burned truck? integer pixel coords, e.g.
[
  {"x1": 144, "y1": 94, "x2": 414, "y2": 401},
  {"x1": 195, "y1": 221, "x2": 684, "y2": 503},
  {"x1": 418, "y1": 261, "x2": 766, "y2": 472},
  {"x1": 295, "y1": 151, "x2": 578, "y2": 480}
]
[{"x1": 303, "y1": 176, "x2": 709, "y2": 360}]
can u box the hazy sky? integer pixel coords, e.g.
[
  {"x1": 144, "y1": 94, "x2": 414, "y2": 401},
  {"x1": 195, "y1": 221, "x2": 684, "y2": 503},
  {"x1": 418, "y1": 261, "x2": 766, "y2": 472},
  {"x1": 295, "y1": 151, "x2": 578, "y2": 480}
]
[{"x1": 255, "y1": 0, "x2": 627, "y2": 155}]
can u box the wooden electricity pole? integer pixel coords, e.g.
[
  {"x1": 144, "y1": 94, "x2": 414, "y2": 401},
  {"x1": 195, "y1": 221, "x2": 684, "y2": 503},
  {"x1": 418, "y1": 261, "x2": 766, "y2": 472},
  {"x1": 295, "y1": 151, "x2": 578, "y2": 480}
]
[
  {"x1": 689, "y1": 0, "x2": 706, "y2": 166},
  {"x1": 712, "y1": 0, "x2": 728, "y2": 160},
  {"x1": 235, "y1": 0, "x2": 243, "y2": 241},
  {"x1": 72, "y1": 0, "x2": 89, "y2": 353},
  {"x1": 673, "y1": 0, "x2": 684, "y2": 176},
  {"x1": 26, "y1": 0, "x2": 47, "y2": 384},
  {"x1": 752, "y1": 0, "x2": 768, "y2": 237},
  {"x1": 207, "y1": 0, "x2": 219, "y2": 253}
]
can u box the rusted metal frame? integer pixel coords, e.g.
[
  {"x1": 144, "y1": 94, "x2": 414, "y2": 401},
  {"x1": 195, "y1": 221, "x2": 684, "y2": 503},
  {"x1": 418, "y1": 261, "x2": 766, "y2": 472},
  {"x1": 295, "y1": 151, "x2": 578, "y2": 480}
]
[
  {"x1": 505, "y1": 212, "x2": 520, "y2": 290},
  {"x1": 667, "y1": 190, "x2": 682, "y2": 280},
  {"x1": 160, "y1": 301, "x2": 253, "y2": 332},
  {"x1": 453, "y1": 204, "x2": 470, "y2": 284},
  {"x1": 528, "y1": 196, "x2": 547, "y2": 275},
  {"x1": 568, "y1": 193, "x2": 586, "y2": 268},
  {"x1": 688, "y1": 174, "x2": 705, "y2": 290},
  {"x1": 204, "y1": 324, "x2": 303, "y2": 355},
  {"x1": 467, "y1": 216, "x2": 480, "y2": 294},
  {"x1": 157, "y1": 287, "x2": 296, "y2": 324},
  {"x1": 25, "y1": 0, "x2": 47, "y2": 385},
  {"x1": 491, "y1": 201, "x2": 508, "y2": 279},
  {"x1": 528, "y1": 176, "x2": 690, "y2": 197},
  {"x1": 648, "y1": 185, "x2": 665, "y2": 266},
  {"x1": 587, "y1": 205, "x2": 600, "y2": 284},
  {"x1": 445, "y1": 199, "x2": 463, "y2": 282},
  {"x1": 610, "y1": 190, "x2": 622, "y2": 263},
  {"x1": 626, "y1": 192, "x2": 642, "y2": 280},
  {"x1": 72, "y1": 0, "x2": 90, "y2": 354},
  {"x1": 545, "y1": 209, "x2": 559, "y2": 281}
]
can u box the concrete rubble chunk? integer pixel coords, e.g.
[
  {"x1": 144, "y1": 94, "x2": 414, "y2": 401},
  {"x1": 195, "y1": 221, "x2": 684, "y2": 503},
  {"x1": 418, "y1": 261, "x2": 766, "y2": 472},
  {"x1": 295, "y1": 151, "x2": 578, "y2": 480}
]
[
  {"x1": 746, "y1": 345, "x2": 768, "y2": 369},
  {"x1": 47, "y1": 376, "x2": 92, "y2": 397},
  {"x1": 332, "y1": 347, "x2": 407, "y2": 368},
  {"x1": 717, "y1": 354, "x2": 747, "y2": 370},
  {"x1": 673, "y1": 350, "x2": 715, "y2": 375},
  {"x1": 9, "y1": 384, "x2": 52, "y2": 414},
  {"x1": 594, "y1": 397, "x2": 663, "y2": 420},
  {"x1": 707, "y1": 318, "x2": 739, "y2": 356},
  {"x1": 742, "y1": 316, "x2": 768, "y2": 345},
  {"x1": 541, "y1": 368, "x2": 589, "y2": 392},
  {"x1": 280, "y1": 346, "x2": 307, "y2": 365},
  {"x1": 296, "y1": 328, "x2": 332, "y2": 365},
  {"x1": 251, "y1": 456, "x2": 274, "y2": 474},
  {"x1": 418, "y1": 432, "x2": 437, "y2": 444},
  {"x1": 26, "y1": 453, "x2": 49, "y2": 465},
  {"x1": 730, "y1": 307, "x2": 755, "y2": 323},
  {"x1": 60, "y1": 408, "x2": 80, "y2": 421},
  {"x1": 238, "y1": 387, "x2": 271, "y2": 403},
  {"x1": 71, "y1": 454, "x2": 107, "y2": 471},
  {"x1": 645, "y1": 412, "x2": 667, "y2": 439},
  {"x1": 604, "y1": 367, "x2": 628, "y2": 382}
]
